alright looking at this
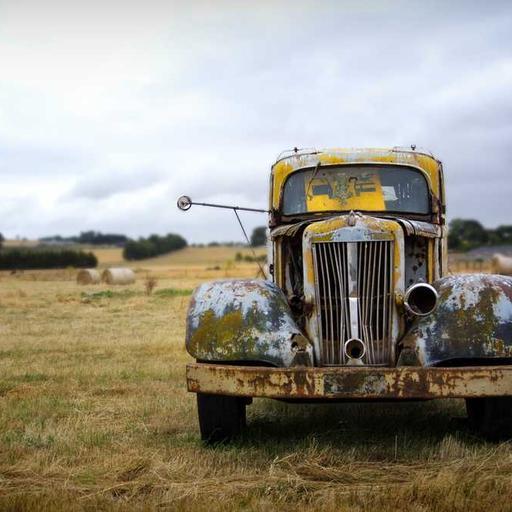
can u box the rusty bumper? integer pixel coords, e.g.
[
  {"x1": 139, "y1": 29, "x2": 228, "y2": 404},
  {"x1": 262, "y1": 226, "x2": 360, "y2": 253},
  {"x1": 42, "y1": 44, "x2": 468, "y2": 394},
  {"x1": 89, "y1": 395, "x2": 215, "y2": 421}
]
[{"x1": 187, "y1": 363, "x2": 512, "y2": 400}]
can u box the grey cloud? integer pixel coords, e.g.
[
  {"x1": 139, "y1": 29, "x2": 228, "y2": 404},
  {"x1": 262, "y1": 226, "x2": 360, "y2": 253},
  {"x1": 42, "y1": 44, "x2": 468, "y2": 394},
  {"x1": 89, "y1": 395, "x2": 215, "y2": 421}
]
[
  {"x1": 0, "y1": 141, "x2": 90, "y2": 177},
  {"x1": 66, "y1": 168, "x2": 164, "y2": 200}
]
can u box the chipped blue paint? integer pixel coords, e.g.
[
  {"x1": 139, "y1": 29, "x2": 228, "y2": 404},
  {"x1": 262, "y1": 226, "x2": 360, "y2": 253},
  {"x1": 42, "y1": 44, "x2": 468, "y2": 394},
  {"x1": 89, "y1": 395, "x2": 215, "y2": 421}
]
[
  {"x1": 400, "y1": 274, "x2": 512, "y2": 366},
  {"x1": 186, "y1": 279, "x2": 313, "y2": 366}
]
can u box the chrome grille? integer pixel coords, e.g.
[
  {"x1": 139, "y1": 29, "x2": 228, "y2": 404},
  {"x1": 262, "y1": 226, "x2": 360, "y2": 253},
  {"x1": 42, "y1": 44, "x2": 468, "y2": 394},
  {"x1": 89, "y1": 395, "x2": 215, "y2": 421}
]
[{"x1": 312, "y1": 240, "x2": 394, "y2": 365}]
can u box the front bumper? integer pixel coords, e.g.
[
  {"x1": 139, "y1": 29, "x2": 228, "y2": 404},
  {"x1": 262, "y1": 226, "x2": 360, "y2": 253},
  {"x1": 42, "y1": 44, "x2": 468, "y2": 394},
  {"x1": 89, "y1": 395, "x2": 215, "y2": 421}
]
[{"x1": 187, "y1": 363, "x2": 512, "y2": 400}]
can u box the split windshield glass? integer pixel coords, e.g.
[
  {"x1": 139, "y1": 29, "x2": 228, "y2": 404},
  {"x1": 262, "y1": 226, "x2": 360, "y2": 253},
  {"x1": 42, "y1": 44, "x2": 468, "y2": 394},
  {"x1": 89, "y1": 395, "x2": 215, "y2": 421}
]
[{"x1": 282, "y1": 165, "x2": 430, "y2": 215}]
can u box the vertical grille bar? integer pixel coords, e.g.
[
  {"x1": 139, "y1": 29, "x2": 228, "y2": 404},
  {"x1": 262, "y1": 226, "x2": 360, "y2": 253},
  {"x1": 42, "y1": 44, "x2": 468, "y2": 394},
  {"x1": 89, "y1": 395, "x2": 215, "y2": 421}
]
[
  {"x1": 376, "y1": 241, "x2": 382, "y2": 362},
  {"x1": 367, "y1": 242, "x2": 376, "y2": 363},
  {"x1": 312, "y1": 240, "x2": 394, "y2": 366},
  {"x1": 332, "y1": 243, "x2": 343, "y2": 363}
]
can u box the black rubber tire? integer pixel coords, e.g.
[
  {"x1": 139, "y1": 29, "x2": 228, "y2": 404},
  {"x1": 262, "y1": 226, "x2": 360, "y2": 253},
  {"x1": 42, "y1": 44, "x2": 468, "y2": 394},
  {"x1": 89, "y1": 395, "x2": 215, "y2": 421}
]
[
  {"x1": 466, "y1": 397, "x2": 512, "y2": 441},
  {"x1": 197, "y1": 393, "x2": 246, "y2": 444}
]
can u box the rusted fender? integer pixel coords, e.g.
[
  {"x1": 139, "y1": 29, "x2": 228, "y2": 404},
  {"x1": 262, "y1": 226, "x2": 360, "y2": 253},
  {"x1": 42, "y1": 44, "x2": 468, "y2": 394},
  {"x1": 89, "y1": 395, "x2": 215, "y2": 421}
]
[
  {"x1": 399, "y1": 274, "x2": 512, "y2": 366},
  {"x1": 186, "y1": 279, "x2": 313, "y2": 367}
]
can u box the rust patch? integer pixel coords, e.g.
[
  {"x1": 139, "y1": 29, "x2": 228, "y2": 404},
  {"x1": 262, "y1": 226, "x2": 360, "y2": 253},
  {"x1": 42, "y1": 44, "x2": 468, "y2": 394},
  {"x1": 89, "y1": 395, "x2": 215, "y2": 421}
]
[
  {"x1": 186, "y1": 279, "x2": 314, "y2": 366},
  {"x1": 402, "y1": 274, "x2": 512, "y2": 365},
  {"x1": 187, "y1": 363, "x2": 512, "y2": 400}
]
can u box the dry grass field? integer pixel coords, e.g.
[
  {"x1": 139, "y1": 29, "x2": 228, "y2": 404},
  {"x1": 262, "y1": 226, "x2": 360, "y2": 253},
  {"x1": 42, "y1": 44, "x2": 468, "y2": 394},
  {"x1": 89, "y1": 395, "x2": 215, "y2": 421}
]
[
  {"x1": 0, "y1": 246, "x2": 511, "y2": 511},
  {"x1": 92, "y1": 245, "x2": 266, "y2": 268}
]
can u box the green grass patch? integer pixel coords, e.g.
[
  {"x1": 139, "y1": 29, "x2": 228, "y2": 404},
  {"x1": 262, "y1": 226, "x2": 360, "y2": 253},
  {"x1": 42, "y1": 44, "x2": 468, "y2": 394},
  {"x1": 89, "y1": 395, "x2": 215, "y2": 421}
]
[
  {"x1": 154, "y1": 287, "x2": 192, "y2": 298},
  {"x1": 80, "y1": 289, "x2": 138, "y2": 302},
  {"x1": 21, "y1": 372, "x2": 49, "y2": 383}
]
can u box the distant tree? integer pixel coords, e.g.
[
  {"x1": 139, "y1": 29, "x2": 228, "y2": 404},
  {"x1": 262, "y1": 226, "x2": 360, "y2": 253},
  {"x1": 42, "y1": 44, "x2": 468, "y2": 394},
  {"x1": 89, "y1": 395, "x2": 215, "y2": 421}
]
[
  {"x1": 493, "y1": 225, "x2": 512, "y2": 245},
  {"x1": 250, "y1": 226, "x2": 267, "y2": 247},
  {"x1": 123, "y1": 233, "x2": 187, "y2": 261},
  {"x1": 0, "y1": 233, "x2": 4, "y2": 250},
  {"x1": 77, "y1": 231, "x2": 128, "y2": 245},
  {"x1": 448, "y1": 218, "x2": 489, "y2": 251}
]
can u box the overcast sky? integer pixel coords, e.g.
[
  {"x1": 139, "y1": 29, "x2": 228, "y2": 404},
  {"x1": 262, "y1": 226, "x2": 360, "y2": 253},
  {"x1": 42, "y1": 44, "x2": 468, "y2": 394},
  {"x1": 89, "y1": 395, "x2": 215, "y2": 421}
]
[{"x1": 0, "y1": 0, "x2": 511, "y2": 242}]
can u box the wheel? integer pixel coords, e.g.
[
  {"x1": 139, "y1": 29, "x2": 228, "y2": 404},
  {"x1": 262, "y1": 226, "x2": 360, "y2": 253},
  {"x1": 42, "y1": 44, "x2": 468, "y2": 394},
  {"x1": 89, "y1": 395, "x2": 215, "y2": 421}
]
[
  {"x1": 197, "y1": 393, "x2": 246, "y2": 444},
  {"x1": 466, "y1": 397, "x2": 512, "y2": 441}
]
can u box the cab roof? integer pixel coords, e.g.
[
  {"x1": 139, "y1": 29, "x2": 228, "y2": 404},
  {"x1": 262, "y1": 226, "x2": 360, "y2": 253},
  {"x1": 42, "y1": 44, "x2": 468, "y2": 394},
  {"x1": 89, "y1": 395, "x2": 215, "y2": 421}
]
[{"x1": 270, "y1": 147, "x2": 443, "y2": 211}]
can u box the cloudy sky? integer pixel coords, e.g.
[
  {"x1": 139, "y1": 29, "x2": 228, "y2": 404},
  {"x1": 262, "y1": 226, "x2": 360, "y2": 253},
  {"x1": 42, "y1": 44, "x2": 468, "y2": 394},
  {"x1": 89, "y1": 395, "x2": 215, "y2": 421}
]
[{"x1": 0, "y1": 0, "x2": 511, "y2": 243}]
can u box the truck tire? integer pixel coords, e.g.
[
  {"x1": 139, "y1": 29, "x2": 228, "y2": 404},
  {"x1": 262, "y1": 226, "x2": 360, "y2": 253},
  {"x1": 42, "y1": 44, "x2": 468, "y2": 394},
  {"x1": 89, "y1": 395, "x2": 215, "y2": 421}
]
[
  {"x1": 466, "y1": 397, "x2": 512, "y2": 441},
  {"x1": 197, "y1": 393, "x2": 246, "y2": 444}
]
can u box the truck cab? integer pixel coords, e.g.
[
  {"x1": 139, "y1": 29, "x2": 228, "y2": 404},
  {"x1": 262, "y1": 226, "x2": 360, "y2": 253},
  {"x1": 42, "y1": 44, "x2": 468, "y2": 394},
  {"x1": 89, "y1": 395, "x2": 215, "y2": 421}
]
[{"x1": 184, "y1": 147, "x2": 512, "y2": 443}]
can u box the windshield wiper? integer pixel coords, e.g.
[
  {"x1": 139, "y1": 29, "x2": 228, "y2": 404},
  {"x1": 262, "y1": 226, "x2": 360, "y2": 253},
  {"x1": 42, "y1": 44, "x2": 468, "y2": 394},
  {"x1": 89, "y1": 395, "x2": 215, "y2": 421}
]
[{"x1": 305, "y1": 162, "x2": 322, "y2": 200}]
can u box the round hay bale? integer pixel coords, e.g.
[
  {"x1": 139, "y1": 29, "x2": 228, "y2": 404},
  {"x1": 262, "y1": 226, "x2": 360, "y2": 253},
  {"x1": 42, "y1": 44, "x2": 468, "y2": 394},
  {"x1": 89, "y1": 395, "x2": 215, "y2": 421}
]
[
  {"x1": 492, "y1": 254, "x2": 512, "y2": 275},
  {"x1": 101, "y1": 267, "x2": 136, "y2": 285},
  {"x1": 76, "y1": 269, "x2": 101, "y2": 285}
]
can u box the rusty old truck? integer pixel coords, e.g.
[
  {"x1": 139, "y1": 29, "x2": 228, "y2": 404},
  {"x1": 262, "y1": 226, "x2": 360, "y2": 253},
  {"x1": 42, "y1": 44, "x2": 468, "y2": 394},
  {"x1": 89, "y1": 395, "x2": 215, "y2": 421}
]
[{"x1": 183, "y1": 147, "x2": 512, "y2": 442}]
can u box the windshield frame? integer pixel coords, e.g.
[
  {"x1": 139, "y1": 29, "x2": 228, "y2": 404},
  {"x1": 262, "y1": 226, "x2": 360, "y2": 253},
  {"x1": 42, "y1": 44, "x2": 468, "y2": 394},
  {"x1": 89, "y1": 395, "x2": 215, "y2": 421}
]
[{"x1": 278, "y1": 162, "x2": 434, "y2": 220}]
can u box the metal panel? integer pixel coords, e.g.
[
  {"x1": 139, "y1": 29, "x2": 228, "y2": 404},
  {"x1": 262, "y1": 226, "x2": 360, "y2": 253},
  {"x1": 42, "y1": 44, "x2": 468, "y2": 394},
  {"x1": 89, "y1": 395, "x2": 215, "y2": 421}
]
[
  {"x1": 400, "y1": 274, "x2": 512, "y2": 366},
  {"x1": 186, "y1": 279, "x2": 314, "y2": 367},
  {"x1": 187, "y1": 362, "x2": 512, "y2": 400},
  {"x1": 312, "y1": 241, "x2": 394, "y2": 366}
]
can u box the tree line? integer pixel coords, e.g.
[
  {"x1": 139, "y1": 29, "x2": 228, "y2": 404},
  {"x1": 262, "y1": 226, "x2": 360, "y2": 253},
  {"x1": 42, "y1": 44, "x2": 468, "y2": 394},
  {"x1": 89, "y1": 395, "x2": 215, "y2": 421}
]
[
  {"x1": 448, "y1": 219, "x2": 512, "y2": 252},
  {"x1": 0, "y1": 231, "x2": 189, "y2": 268},
  {"x1": 0, "y1": 232, "x2": 98, "y2": 270},
  {"x1": 40, "y1": 231, "x2": 129, "y2": 246},
  {"x1": 0, "y1": 247, "x2": 97, "y2": 270},
  {"x1": 123, "y1": 233, "x2": 188, "y2": 260}
]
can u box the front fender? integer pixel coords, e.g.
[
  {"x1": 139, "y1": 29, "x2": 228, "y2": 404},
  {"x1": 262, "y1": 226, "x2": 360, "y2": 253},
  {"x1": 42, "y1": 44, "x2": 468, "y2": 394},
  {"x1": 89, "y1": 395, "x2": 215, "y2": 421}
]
[
  {"x1": 400, "y1": 274, "x2": 512, "y2": 366},
  {"x1": 186, "y1": 279, "x2": 313, "y2": 367}
]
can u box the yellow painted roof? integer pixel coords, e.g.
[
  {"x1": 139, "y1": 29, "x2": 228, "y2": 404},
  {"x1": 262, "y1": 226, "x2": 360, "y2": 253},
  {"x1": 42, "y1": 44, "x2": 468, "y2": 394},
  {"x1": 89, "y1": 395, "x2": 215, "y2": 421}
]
[{"x1": 270, "y1": 147, "x2": 443, "y2": 211}]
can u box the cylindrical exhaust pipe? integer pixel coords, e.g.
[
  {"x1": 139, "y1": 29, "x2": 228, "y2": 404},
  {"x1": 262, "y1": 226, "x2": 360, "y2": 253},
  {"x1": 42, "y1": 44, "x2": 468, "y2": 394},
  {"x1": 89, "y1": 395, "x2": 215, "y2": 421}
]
[
  {"x1": 344, "y1": 338, "x2": 366, "y2": 361},
  {"x1": 404, "y1": 283, "x2": 438, "y2": 316}
]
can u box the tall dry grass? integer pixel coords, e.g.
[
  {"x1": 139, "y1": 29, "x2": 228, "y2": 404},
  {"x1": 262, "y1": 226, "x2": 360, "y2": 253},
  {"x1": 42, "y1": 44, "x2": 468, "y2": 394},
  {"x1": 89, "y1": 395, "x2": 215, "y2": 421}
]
[{"x1": 0, "y1": 251, "x2": 510, "y2": 511}]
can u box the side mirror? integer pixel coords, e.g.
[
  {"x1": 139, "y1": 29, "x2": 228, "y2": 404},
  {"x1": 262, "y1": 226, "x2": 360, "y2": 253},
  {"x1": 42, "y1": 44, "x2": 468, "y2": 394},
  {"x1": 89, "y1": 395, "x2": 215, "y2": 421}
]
[{"x1": 177, "y1": 195, "x2": 192, "y2": 211}]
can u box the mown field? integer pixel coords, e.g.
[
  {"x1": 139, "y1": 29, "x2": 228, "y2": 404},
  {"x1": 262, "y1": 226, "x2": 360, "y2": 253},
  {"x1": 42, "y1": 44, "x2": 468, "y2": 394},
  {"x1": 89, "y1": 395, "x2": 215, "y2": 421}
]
[{"x1": 0, "y1": 247, "x2": 511, "y2": 511}]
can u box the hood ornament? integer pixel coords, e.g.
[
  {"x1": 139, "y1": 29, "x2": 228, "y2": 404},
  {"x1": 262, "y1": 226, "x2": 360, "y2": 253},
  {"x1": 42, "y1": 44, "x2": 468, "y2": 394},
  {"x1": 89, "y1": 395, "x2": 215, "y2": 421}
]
[{"x1": 347, "y1": 210, "x2": 357, "y2": 226}]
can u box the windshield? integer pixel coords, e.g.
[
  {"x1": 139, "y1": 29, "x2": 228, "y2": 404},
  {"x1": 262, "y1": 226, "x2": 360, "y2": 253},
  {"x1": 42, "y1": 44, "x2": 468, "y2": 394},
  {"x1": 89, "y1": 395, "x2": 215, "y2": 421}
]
[{"x1": 282, "y1": 165, "x2": 430, "y2": 215}]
